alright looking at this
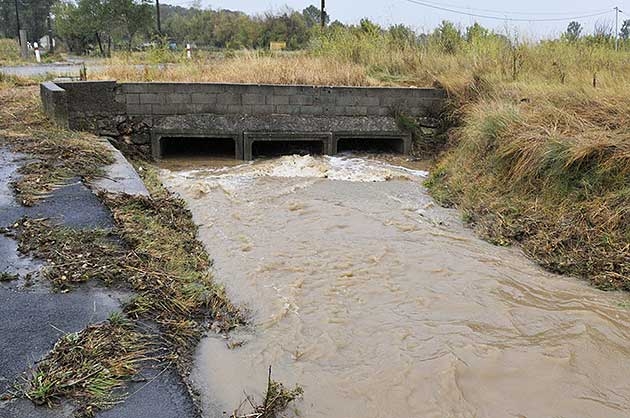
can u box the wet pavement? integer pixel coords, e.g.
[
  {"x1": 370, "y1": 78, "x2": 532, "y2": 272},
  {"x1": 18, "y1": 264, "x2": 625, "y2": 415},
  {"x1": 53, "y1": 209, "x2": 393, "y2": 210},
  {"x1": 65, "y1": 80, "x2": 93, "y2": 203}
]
[
  {"x1": 0, "y1": 62, "x2": 159, "y2": 78},
  {"x1": 0, "y1": 147, "x2": 196, "y2": 418}
]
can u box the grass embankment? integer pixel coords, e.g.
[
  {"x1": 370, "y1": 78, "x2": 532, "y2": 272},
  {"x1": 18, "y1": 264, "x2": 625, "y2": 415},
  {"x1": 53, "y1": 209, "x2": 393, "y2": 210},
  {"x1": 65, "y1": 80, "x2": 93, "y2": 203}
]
[
  {"x1": 1, "y1": 80, "x2": 301, "y2": 416},
  {"x1": 312, "y1": 30, "x2": 629, "y2": 287},
  {"x1": 91, "y1": 32, "x2": 629, "y2": 286},
  {"x1": 427, "y1": 83, "x2": 629, "y2": 288}
]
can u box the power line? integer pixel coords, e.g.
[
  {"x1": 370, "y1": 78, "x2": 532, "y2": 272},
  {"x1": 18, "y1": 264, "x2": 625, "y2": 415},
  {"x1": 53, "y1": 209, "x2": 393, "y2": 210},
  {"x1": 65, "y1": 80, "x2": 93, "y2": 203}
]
[
  {"x1": 403, "y1": 0, "x2": 612, "y2": 22},
  {"x1": 409, "y1": 0, "x2": 611, "y2": 16}
]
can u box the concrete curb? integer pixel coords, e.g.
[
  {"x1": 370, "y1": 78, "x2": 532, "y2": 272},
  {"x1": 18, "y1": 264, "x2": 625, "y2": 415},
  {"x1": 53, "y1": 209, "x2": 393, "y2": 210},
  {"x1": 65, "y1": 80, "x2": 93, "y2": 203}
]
[{"x1": 90, "y1": 137, "x2": 150, "y2": 197}]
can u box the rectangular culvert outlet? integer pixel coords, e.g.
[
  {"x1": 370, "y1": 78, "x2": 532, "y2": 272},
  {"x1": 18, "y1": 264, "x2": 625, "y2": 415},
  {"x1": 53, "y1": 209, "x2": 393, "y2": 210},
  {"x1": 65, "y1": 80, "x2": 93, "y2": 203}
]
[
  {"x1": 244, "y1": 132, "x2": 333, "y2": 160},
  {"x1": 152, "y1": 133, "x2": 242, "y2": 160},
  {"x1": 334, "y1": 134, "x2": 410, "y2": 155}
]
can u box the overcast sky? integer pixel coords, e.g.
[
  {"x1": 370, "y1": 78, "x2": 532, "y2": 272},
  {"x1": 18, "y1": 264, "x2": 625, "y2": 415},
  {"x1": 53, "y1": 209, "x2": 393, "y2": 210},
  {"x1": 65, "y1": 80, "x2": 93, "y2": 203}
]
[{"x1": 164, "y1": 0, "x2": 628, "y2": 38}]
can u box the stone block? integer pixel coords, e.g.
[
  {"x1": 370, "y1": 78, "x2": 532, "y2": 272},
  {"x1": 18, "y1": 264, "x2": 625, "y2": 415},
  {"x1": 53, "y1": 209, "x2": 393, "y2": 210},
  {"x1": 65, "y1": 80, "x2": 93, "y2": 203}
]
[
  {"x1": 267, "y1": 95, "x2": 289, "y2": 105},
  {"x1": 140, "y1": 93, "x2": 163, "y2": 104},
  {"x1": 191, "y1": 93, "x2": 218, "y2": 104},
  {"x1": 300, "y1": 105, "x2": 323, "y2": 115},
  {"x1": 251, "y1": 104, "x2": 274, "y2": 114},
  {"x1": 166, "y1": 93, "x2": 191, "y2": 104},
  {"x1": 345, "y1": 106, "x2": 368, "y2": 116},
  {"x1": 127, "y1": 104, "x2": 153, "y2": 115},
  {"x1": 274, "y1": 105, "x2": 300, "y2": 115},
  {"x1": 242, "y1": 94, "x2": 266, "y2": 105},
  {"x1": 151, "y1": 104, "x2": 201, "y2": 115},
  {"x1": 336, "y1": 96, "x2": 358, "y2": 106},
  {"x1": 126, "y1": 94, "x2": 140, "y2": 104},
  {"x1": 217, "y1": 93, "x2": 241, "y2": 105},
  {"x1": 289, "y1": 95, "x2": 314, "y2": 106}
]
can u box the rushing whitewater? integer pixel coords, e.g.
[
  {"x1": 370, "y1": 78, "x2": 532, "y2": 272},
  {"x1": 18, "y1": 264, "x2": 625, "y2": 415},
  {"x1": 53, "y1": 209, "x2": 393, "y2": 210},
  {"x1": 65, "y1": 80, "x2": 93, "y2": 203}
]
[{"x1": 160, "y1": 155, "x2": 630, "y2": 418}]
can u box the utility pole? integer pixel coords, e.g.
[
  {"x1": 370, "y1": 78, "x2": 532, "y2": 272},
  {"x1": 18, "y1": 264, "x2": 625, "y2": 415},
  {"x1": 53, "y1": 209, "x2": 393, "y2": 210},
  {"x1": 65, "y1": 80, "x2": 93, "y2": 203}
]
[
  {"x1": 321, "y1": 0, "x2": 326, "y2": 28},
  {"x1": 47, "y1": 14, "x2": 54, "y2": 53},
  {"x1": 156, "y1": 0, "x2": 162, "y2": 35},
  {"x1": 614, "y1": 6, "x2": 622, "y2": 51},
  {"x1": 14, "y1": 0, "x2": 21, "y2": 44}
]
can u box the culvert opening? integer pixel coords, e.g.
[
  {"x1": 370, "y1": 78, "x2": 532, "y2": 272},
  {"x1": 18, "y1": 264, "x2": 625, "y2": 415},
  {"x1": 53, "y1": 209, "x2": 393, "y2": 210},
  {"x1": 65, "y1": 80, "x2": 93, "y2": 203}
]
[
  {"x1": 160, "y1": 137, "x2": 236, "y2": 158},
  {"x1": 337, "y1": 137, "x2": 405, "y2": 154},
  {"x1": 252, "y1": 140, "x2": 324, "y2": 158}
]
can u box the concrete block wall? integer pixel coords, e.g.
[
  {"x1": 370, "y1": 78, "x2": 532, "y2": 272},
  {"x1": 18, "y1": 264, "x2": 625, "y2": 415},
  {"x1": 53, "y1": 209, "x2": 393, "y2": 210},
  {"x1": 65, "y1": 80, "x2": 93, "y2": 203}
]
[{"x1": 117, "y1": 82, "x2": 444, "y2": 118}]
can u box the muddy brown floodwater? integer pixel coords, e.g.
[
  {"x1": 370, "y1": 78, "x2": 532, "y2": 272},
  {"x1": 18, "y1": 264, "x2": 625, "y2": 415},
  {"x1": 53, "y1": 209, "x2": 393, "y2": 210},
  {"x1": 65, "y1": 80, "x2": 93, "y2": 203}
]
[{"x1": 159, "y1": 154, "x2": 630, "y2": 418}]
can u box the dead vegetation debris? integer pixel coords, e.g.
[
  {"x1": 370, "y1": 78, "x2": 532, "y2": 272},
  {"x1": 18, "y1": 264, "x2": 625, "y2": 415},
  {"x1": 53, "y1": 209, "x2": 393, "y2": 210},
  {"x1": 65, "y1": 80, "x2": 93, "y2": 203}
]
[
  {"x1": 232, "y1": 366, "x2": 304, "y2": 418},
  {"x1": 0, "y1": 272, "x2": 19, "y2": 281},
  {"x1": 20, "y1": 315, "x2": 152, "y2": 417},
  {"x1": 1, "y1": 219, "x2": 126, "y2": 290},
  {"x1": 1, "y1": 190, "x2": 246, "y2": 415}
]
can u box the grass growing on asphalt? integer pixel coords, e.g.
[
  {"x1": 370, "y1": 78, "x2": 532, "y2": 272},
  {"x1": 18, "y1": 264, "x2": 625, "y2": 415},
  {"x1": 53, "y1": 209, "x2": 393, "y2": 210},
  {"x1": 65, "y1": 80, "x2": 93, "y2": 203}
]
[{"x1": 22, "y1": 315, "x2": 150, "y2": 417}]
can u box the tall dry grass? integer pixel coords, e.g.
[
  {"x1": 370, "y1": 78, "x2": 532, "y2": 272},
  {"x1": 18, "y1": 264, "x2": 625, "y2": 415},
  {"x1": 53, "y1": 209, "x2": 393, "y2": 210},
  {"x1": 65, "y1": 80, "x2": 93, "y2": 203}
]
[
  {"x1": 0, "y1": 38, "x2": 22, "y2": 66},
  {"x1": 96, "y1": 30, "x2": 629, "y2": 286},
  {"x1": 96, "y1": 51, "x2": 378, "y2": 86}
]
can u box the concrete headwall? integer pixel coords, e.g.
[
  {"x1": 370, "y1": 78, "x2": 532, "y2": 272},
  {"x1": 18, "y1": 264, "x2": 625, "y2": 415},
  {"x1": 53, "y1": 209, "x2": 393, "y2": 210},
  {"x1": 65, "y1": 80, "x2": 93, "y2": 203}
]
[
  {"x1": 40, "y1": 81, "x2": 69, "y2": 128},
  {"x1": 117, "y1": 82, "x2": 444, "y2": 118},
  {"x1": 41, "y1": 80, "x2": 445, "y2": 158}
]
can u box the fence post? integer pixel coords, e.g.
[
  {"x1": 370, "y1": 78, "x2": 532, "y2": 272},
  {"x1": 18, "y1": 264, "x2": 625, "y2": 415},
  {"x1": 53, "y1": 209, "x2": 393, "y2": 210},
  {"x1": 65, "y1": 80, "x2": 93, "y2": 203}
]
[
  {"x1": 34, "y1": 42, "x2": 41, "y2": 63},
  {"x1": 19, "y1": 30, "x2": 28, "y2": 59}
]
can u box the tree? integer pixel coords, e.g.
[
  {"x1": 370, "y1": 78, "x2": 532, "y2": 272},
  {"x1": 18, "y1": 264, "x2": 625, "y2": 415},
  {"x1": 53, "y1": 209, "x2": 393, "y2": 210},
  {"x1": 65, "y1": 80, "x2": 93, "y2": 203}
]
[
  {"x1": 621, "y1": 19, "x2": 630, "y2": 40},
  {"x1": 465, "y1": 22, "x2": 489, "y2": 42},
  {"x1": 359, "y1": 18, "x2": 380, "y2": 36},
  {"x1": 388, "y1": 24, "x2": 416, "y2": 47},
  {"x1": 53, "y1": 0, "x2": 154, "y2": 54},
  {"x1": 0, "y1": 0, "x2": 55, "y2": 41},
  {"x1": 111, "y1": 0, "x2": 153, "y2": 50},
  {"x1": 433, "y1": 20, "x2": 462, "y2": 53},
  {"x1": 302, "y1": 5, "x2": 328, "y2": 28},
  {"x1": 564, "y1": 21, "x2": 582, "y2": 42}
]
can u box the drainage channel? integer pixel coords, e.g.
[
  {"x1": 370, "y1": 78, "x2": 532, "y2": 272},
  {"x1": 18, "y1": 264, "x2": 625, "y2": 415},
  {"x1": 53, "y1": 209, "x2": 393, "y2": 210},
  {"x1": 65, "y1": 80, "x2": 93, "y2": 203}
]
[{"x1": 159, "y1": 154, "x2": 630, "y2": 418}]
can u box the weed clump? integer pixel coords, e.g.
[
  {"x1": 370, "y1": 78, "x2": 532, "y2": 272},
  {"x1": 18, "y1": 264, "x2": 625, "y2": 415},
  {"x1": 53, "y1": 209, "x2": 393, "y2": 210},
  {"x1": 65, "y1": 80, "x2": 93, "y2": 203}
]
[
  {"x1": 21, "y1": 316, "x2": 149, "y2": 417},
  {"x1": 232, "y1": 367, "x2": 304, "y2": 418}
]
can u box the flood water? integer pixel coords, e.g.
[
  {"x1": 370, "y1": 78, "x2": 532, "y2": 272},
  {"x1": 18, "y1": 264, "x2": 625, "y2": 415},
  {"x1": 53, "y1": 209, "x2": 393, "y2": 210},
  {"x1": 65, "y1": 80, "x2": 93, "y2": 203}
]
[{"x1": 159, "y1": 154, "x2": 630, "y2": 418}]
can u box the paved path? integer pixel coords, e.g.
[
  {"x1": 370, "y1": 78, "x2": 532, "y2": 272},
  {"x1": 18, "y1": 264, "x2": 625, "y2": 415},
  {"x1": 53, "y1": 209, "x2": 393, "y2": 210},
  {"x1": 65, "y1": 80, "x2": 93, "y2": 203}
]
[
  {"x1": 0, "y1": 146, "x2": 197, "y2": 418},
  {"x1": 0, "y1": 62, "x2": 163, "y2": 77}
]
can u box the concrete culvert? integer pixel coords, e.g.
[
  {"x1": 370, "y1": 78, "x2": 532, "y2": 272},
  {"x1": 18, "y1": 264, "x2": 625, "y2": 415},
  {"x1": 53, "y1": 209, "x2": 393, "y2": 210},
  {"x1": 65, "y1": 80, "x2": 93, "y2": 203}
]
[
  {"x1": 252, "y1": 140, "x2": 324, "y2": 159},
  {"x1": 160, "y1": 137, "x2": 237, "y2": 159},
  {"x1": 336, "y1": 137, "x2": 406, "y2": 154}
]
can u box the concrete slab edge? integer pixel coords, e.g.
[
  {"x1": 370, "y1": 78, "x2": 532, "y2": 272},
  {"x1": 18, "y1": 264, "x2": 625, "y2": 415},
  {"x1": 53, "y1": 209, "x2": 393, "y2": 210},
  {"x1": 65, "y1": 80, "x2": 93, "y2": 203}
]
[{"x1": 89, "y1": 137, "x2": 150, "y2": 197}]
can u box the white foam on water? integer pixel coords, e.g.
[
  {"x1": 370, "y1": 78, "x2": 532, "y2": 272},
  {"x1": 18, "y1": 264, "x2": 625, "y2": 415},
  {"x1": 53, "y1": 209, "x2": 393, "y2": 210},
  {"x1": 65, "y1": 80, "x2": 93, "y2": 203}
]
[{"x1": 163, "y1": 155, "x2": 428, "y2": 186}]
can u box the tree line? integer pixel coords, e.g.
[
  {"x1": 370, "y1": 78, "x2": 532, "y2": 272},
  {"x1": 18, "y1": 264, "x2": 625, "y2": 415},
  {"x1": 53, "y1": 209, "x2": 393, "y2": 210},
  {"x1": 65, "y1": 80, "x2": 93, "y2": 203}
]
[{"x1": 2, "y1": 0, "x2": 630, "y2": 55}]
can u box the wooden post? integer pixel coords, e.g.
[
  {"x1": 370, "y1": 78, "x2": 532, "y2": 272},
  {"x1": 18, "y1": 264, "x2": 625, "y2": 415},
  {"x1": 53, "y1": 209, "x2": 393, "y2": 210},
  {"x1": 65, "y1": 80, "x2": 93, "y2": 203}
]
[{"x1": 19, "y1": 29, "x2": 28, "y2": 58}]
